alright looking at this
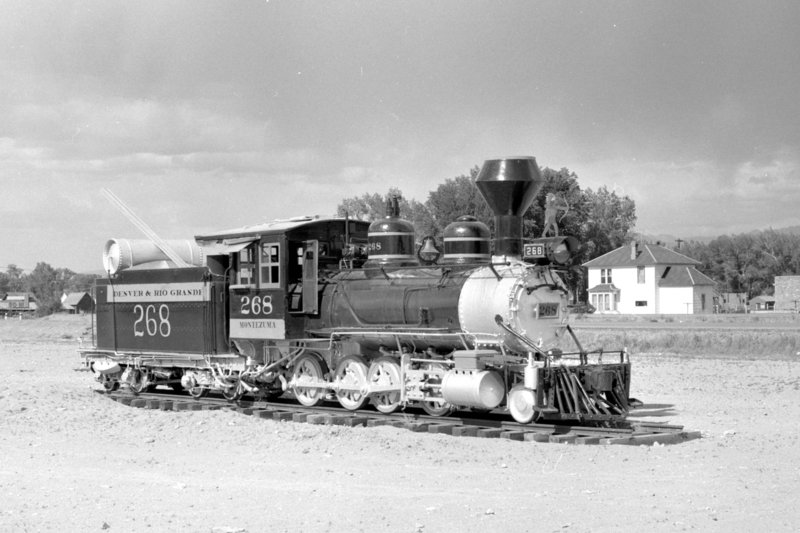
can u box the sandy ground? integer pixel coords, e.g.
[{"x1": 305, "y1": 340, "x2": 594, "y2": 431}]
[{"x1": 1, "y1": 315, "x2": 799, "y2": 532}]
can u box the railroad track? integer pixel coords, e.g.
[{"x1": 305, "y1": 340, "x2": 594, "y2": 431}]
[{"x1": 99, "y1": 389, "x2": 701, "y2": 446}]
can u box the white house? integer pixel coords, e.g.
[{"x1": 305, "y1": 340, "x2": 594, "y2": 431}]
[{"x1": 583, "y1": 242, "x2": 716, "y2": 314}]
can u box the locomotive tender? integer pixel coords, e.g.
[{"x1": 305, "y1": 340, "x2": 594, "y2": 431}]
[{"x1": 81, "y1": 157, "x2": 632, "y2": 424}]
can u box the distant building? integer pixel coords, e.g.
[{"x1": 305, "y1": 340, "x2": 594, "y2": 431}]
[
  {"x1": 0, "y1": 292, "x2": 38, "y2": 316},
  {"x1": 583, "y1": 241, "x2": 716, "y2": 314},
  {"x1": 717, "y1": 292, "x2": 748, "y2": 313},
  {"x1": 749, "y1": 295, "x2": 776, "y2": 312},
  {"x1": 774, "y1": 276, "x2": 800, "y2": 312},
  {"x1": 60, "y1": 292, "x2": 94, "y2": 314}
]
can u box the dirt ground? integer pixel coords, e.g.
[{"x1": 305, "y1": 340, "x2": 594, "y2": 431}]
[{"x1": 1, "y1": 315, "x2": 799, "y2": 532}]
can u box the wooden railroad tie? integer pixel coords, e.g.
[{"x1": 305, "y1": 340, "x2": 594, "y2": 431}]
[{"x1": 100, "y1": 391, "x2": 701, "y2": 446}]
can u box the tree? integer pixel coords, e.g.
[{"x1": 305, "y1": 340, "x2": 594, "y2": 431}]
[
  {"x1": 336, "y1": 187, "x2": 435, "y2": 239},
  {"x1": 425, "y1": 167, "x2": 493, "y2": 236},
  {"x1": 25, "y1": 262, "x2": 63, "y2": 316},
  {"x1": 4, "y1": 264, "x2": 25, "y2": 292},
  {"x1": 580, "y1": 185, "x2": 637, "y2": 259},
  {"x1": 63, "y1": 271, "x2": 100, "y2": 293},
  {"x1": 336, "y1": 191, "x2": 390, "y2": 221},
  {"x1": 680, "y1": 230, "x2": 800, "y2": 298}
]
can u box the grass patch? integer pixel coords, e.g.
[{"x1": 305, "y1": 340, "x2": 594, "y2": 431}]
[{"x1": 562, "y1": 328, "x2": 800, "y2": 358}]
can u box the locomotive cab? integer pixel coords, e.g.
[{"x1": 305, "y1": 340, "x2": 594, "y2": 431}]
[{"x1": 195, "y1": 217, "x2": 370, "y2": 349}]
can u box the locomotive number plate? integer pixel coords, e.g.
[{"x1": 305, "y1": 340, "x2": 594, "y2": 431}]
[
  {"x1": 523, "y1": 243, "x2": 545, "y2": 258},
  {"x1": 538, "y1": 303, "x2": 559, "y2": 317},
  {"x1": 229, "y1": 289, "x2": 286, "y2": 340}
]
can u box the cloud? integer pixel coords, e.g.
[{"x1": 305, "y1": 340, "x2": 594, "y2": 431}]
[
  {"x1": 731, "y1": 153, "x2": 800, "y2": 199},
  {"x1": 6, "y1": 96, "x2": 279, "y2": 159},
  {"x1": 0, "y1": 137, "x2": 50, "y2": 165},
  {"x1": 574, "y1": 147, "x2": 800, "y2": 238}
]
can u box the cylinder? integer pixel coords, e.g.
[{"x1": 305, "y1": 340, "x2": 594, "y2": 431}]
[
  {"x1": 441, "y1": 369, "x2": 505, "y2": 409},
  {"x1": 524, "y1": 363, "x2": 538, "y2": 390}
]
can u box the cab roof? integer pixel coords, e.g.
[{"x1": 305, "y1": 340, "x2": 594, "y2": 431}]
[{"x1": 194, "y1": 216, "x2": 368, "y2": 242}]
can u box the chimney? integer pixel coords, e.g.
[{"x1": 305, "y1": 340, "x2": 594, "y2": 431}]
[
  {"x1": 630, "y1": 241, "x2": 638, "y2": 261},
  {"x1": 475, "y1": 157, "x2": 543, "y2": 257}
]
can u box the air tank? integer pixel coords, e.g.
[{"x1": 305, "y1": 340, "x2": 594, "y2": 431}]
[{"x1": 441, "y1": 369, "x2": 505, "y2": 410}]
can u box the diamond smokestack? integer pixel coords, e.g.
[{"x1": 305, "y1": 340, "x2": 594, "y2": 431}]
[{"x1": 475, "y1": 157, "x2": 543, "y2": 257}]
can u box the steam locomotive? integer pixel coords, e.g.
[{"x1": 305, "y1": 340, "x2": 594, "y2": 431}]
[{"x1": 80, "y1": 157, "x2": 632, "y2": 424}]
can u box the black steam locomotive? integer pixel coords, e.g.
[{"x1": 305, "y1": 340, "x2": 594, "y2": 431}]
[{"x1": 80, "y1": 157, "x2": 631, "y2": 424}]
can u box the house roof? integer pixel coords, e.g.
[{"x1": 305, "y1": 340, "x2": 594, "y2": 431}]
[
  {"x1": 659, "y1": 266, "x2": 716, "y2": 287},
  {"x1": 583, "y1": 242, "x2": 700, "y2": 268},
  {"x1": 4, "y1": 292, "x2": 35, "y2": 301},
  {"x1": 749, "y1": 295, "x2": 776, "y2": 304},
  {"x1": 587, "y1": 283, "x2": 620, "y2": 293},
  {"x1": 62, "y1": 292, "x2": 90, "y2": 306}
]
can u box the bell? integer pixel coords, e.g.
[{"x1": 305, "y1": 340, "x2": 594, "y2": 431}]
[{"x1": 417, "y1": 236, "x2": 441, "y2": 264}]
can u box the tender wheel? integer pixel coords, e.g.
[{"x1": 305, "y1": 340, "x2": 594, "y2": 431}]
[
  {"x1": 291, "y1": 354, "x2": 329, "y2": 407},
  {"x1": 421, "y1": 399, "x2": 455, "y2": 417},
  {"x1": 419, "y1": 362, "x2": 454, "y2": 417},
  {"x1": 508, "y1": 385, "x2": 538, "y2": 424},
  {"x1": 368, "y1": 356, "x2": 402, "y2": 414},
  {"x1": 128, "y1": 370, "x2": 148, "y2": 395},
  {"x1": 102, "y1": 376, "x2": 120, "y2": 392},
  {"x1": 334, "y1": 355, "x2": 369, "y2": 411},
  {"x1": 221, "y1": 381, "x2": 243, "y2": 402}
]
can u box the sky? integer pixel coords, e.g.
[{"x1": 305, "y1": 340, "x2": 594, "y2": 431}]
[{"x1": 2, "y1": 0, "x2": 800, "y2": 273}]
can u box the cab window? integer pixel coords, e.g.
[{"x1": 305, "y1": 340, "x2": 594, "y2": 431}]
[
  {"x1": 237, "y1": 246, "x2": 255, "y2": 286},
  {"x1": 260, "y1": 243, "x2": 281, "y2": 288}
]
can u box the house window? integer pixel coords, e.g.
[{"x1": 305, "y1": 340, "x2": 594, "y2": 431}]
[
  {"x1": 260, "y1": 243, "x2": 281, "y2": 289},
  {"x1": 591, "y1": 292, "x2": 617, "y2": 312},
  {"x1": 701, "y1": 293, "x2": 706, "y2": 311},
  {"x1": 601, "y1": 268, "x2": 612, "y2": 284},
  {"x1": 637, "y1": 266, "x2": 645, "y2": 284},
  {"x1": 635, "y1": 300, "x2": 648, "y2": 307}
]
